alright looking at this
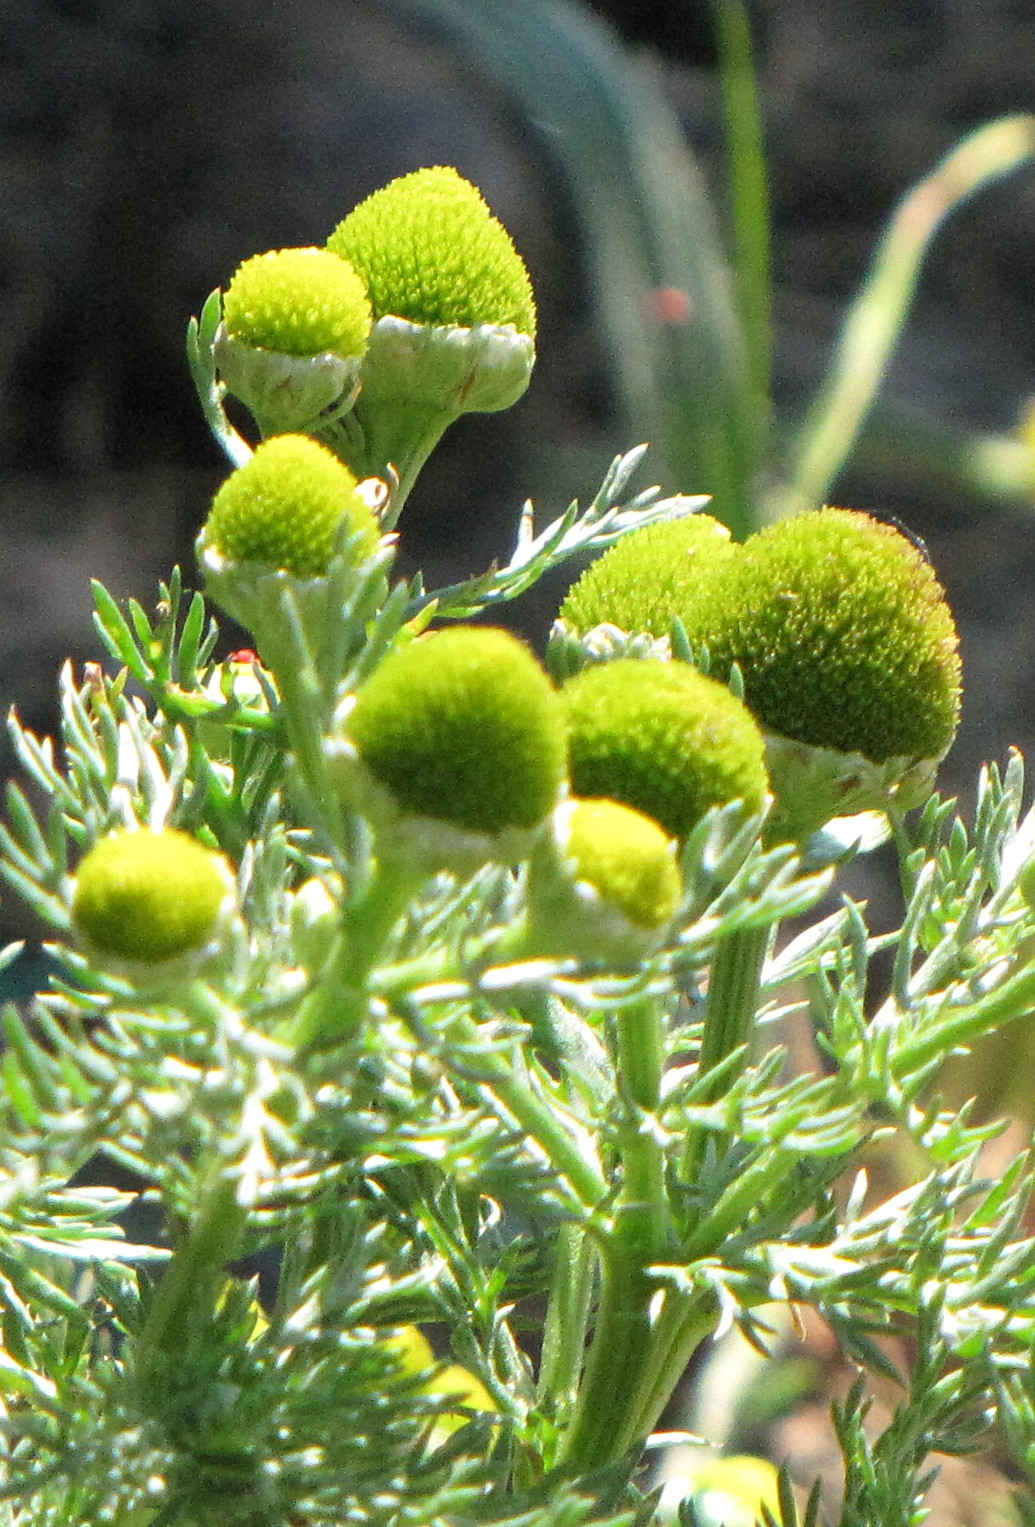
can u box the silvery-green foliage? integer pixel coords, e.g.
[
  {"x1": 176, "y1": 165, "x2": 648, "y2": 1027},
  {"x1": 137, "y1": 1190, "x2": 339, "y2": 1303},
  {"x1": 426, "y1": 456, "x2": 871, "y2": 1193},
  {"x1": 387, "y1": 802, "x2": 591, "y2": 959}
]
[{"x1": 1, "y1": 453, "x2": 1034, "y2": 1526}]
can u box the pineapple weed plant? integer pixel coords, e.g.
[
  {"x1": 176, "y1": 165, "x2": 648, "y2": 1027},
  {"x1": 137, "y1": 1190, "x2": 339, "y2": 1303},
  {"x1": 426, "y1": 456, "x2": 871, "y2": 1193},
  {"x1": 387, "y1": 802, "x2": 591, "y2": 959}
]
[{"x1": 5, "y1": 164, "x2": 1035, "y2": 1527}]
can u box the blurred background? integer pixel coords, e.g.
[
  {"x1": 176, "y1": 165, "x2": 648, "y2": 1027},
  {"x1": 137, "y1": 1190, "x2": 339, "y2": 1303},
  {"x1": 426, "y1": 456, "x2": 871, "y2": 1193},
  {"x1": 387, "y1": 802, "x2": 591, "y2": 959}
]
[
  {"x1": 4, "y1": 3, "x2": 1035, "y2": 1516},
  {"x1": 4, "y1": 0, "x2": 1035, "y2": 790}
]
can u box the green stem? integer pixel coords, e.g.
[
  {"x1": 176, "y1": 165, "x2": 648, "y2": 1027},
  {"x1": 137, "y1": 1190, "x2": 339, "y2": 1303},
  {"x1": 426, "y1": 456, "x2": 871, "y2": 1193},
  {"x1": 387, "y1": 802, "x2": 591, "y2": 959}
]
[
  {"x1": 683, "y1": 923, "x2": 771, "y2": 1181},
  {"x1": 287, "y1": 852, "x2": 423, "y2": 1048},
  {"x1": 538, "y1": 1223, "x2": 596, "y2": 1419},
  {"x1": 322, "y1": 398, "x2": 457, "y2": 526},
  {"x1": 778, "y1": 115, "x2": 1035, "y2": 519},
  {"x1": 559, "y1": 997, "x2": 672, "y2": 1472},
  {"x1": 451, "y1": 1018, "x2": 609, "y2": 1214},
  {"x1": 560, "y1": 1240, "x2": 654, "y2": 1472},
  {"x1": 615, "y1": 995, "x2": 669, "y2": 1260},
  {"x1": 136, "y1": 1171, "x2": 246, "y2": 1382},
  {"x1": 621, "y1": 1293, "x2": 717, "y2": 1449}
]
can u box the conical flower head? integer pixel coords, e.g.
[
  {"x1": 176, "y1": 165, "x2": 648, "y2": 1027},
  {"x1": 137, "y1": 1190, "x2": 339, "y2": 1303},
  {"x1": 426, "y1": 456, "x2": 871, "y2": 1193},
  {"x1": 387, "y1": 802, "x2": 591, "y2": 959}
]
[
  {"x1": 200, "y1": 434, "x2": 380, "y2": 580},
  {"x1": 684, "y1": 508, "x2": 961, "y2": 765},
  {"x1": 343, "y1": 627, "x2": 565, "y2": 847},
  {"x1": 72, "y1": 828, "x2": 233, "y2": 965},
  {"x1": 223, "y1": 247, "x2": 372, "y2": 359},
  {"x1": 560, "y1": 513, "x2": 734, "y2": 639},
  {"x1": 327, "y1": 166, "x2": 536, "y2": 338},
  {"x1": 562, "y1": 659, "x2": 768, "y2": 842}
]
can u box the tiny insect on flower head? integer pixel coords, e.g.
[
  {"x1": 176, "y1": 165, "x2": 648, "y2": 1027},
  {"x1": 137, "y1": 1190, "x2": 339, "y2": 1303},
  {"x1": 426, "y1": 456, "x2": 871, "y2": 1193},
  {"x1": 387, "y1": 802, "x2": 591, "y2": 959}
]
[{"x1": 561, "y1": 659, "x2": 769, "y2": 842}]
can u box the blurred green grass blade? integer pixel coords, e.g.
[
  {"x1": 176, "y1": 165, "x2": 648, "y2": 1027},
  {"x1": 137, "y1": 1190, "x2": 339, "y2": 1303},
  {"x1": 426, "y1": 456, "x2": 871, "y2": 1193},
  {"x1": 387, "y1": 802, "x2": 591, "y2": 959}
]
[
  {"x1": 713, "y1": 0, "x2": 772, "y2": 422},
  {"x1": 384, "y1": 0, "x2": 759, "y2": 537},
  {"x1": 779, "y1": 114, "x2": 1035, "y2": 519}
]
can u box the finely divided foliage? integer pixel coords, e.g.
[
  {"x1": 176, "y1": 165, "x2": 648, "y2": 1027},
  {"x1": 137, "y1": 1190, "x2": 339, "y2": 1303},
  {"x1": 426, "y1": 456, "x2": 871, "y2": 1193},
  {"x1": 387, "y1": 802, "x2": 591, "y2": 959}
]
[{"x1": 1, "y1": 159, "x2": 1035, "y2": 1527}]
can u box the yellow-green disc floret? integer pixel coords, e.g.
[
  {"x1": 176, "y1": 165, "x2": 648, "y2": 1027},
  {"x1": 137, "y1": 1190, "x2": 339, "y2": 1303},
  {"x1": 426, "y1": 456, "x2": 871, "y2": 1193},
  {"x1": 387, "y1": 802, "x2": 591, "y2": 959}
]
[
  {"x1": 564, "y1": 798, "x2": 681, "y2": 929},
  {"x1": 560, "y1": 514, "x2": 734, "y2": 638},
  {"x1": 685, "y1": 508, "x2": 962, "y2": 763},
  {"x1": 562, "y1": 660, "x2": 768, "y2": 841},
  {"x1": 327, "y1": 166, "x2": 536, "y2": 338},
  {"x1": 347, "y1": 627, "x2": 565, "y2": 835},
  {"x1": 202, "y1": 434, "x2": 380, "y2": 578},
  {"x1": 72, "y1": 828, "x2": 231, "y2": 963},
  {"x1": 223, "y1": 247, "x2": 372, "y2": 358}
]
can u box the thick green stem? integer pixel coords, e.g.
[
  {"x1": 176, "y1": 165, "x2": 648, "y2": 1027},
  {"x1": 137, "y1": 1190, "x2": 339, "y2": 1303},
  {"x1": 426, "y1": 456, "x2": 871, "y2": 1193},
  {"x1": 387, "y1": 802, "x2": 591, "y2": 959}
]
[
  {"x1": 683, "y1": 923, "x2": 770, "y2": 1181},
  {"x1": 559, "y1": 997, "x2": 673, "y2": 1471},
  {"x1": 538, "y1": 1224, "x2": 596, "y2": 1420},
  {"x1": 614, "y1": 996, "x2": 669, "y2": 1260},
  {"x1": 136, "y1": 1171, "x2": 246, "y2": 1383},
  {"x1": 286, "y1": 853, "x2": 422, "y2": 1048},
  {"x1": 323, "y1": 399, "x2": 457, "y2": 526},
  {"x1": 560, "y1": 1241, "x2": 654, "y2": 1472},
  {"x1": 621, "y1": 1294, "x2": 717, "y2": 1449}
]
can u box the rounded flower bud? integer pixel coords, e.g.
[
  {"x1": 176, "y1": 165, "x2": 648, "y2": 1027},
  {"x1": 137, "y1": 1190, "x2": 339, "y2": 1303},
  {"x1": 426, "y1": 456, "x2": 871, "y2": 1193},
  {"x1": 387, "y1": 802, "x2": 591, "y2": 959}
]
[
  {"x1": 216, "y1": 247, "x2": 372, "y2": 433},
  {"x1": 199, "y1": 434, "x2": 380, "y2": 581},
  {"x1": 332, "y1": 627, "x2": 566, "y2": 872},
  {"x1": 562, "y1": 799, "x2": 681, "y2": 928},
  {"x1": 327, "y1": 167, "x2": 535, "y2": 338},
  {"x1": 323, "y1": 171, "x2": 536, "y2": 499},
  {"x1": 686, "y1": 508, "x2": 961, "y2": 766},
  {"x1": 222, "y1": 247, "x2": 371, "y2": 359},
  {"x1": 561, "y1": 660, "x2": 768, "y2": 842},
  {"x1": 525, "y1": 798, "x2": 682, "y2": 965},
  {"x1": 72, "y1": 828, "x2": 234, "y2": 972},
  {"x1": 559, "y1": 513, "x2": 734, "y2": 641}
]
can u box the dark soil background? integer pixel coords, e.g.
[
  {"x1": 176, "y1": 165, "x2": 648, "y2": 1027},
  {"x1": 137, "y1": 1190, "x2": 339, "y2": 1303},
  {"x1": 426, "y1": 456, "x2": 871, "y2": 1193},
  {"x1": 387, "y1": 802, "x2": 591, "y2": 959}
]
[{"x1": 3, "y1": 4, "x2": 1035, "y2": 1516}]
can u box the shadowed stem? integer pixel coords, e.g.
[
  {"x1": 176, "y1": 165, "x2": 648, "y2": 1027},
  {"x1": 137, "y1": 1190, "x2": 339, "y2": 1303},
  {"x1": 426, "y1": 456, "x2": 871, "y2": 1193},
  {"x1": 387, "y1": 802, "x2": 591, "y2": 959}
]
[{"x1": 559, "y1": 995, "x2": 673, "y2": 1471}]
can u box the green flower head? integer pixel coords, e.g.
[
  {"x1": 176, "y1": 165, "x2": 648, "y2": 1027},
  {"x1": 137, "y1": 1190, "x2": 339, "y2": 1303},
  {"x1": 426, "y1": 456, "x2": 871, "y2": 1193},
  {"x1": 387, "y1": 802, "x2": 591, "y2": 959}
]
[
  {"x1": 200, "y1": 434, "x2": 380, "y2": 579},
  {"x1": 327, "y1": 166, "x2": 536, "y2": 338},
  {"x1": 344, "y1": 627, "x2": 565, "y2": 840},
  {"x1": 560, "y1": 513, "x2": 734, "y2": 639},
  {"x1": 562, "y1": 659, "x2": 768, "y2": 842},
  {"x1": 72, "y1": 828, "x2": 233, "y2": 965},
  {"x1": 686, "y1": 508, "x2": 961, "y2": 764},
  {"x1": 223, "y1": 247, "x2": 372, "y2": 358},
  {"x1": 562, "y1": 798, "x2": 682, "y2": 930}
]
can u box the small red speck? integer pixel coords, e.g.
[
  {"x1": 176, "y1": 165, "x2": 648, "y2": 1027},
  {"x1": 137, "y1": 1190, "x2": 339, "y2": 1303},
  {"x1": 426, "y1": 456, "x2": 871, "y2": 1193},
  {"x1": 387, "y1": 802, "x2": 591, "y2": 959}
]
[
  {"x1": 646, "y1": 287, "x2": 692, "y2": 325},
  {"x1": 228, "y1": 648, "x2": 259, "y2": 665}
]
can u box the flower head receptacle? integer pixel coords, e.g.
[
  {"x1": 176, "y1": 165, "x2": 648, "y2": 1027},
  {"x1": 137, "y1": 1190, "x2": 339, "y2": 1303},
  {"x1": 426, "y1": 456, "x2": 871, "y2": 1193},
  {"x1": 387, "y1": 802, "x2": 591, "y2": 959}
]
[
  {"x1": 561, "y1": 659, "x2": 769, "y2": 843},
  {"x1": 71, "y1": 827, "x2": 235, "y2": 982},
  {"x1": 329, "y1": 626, "x2": 566, "y2": 875},
  {"x1": 215, "y1": 247, "x2": 372, "y2": 435},
  {"x1": 325, "y1": 167, "x2": 536, "y2": 515}
]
